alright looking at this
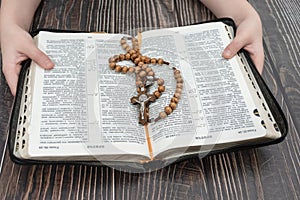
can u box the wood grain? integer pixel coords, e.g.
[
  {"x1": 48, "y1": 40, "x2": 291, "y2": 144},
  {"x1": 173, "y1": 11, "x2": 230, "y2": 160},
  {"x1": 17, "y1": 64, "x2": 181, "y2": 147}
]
[{"x1": 0, "y1": 0, "x2": 299, "y2": 199}]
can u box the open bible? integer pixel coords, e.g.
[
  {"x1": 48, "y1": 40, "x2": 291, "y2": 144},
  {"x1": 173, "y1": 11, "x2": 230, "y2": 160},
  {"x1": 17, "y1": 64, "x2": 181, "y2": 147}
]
[{"x1": 8, "y1": 19, "x2": 287, "y2": 169}]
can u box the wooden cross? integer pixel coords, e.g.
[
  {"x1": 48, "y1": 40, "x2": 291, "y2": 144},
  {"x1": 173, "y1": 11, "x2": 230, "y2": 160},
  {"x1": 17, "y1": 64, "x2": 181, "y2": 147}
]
[{"x1": 130, "y1": 87, "x2": 156, "y2": 125}]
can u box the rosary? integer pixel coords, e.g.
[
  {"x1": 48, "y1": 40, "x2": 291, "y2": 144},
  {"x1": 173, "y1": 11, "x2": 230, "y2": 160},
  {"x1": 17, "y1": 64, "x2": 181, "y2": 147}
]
[{"x1": 108, "y1": 36, "x2": 183, "y2": 125}]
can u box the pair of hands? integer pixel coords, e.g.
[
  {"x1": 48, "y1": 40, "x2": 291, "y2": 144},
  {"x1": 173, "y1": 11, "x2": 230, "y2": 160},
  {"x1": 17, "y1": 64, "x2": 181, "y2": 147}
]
[{"x1": 0, "y1": 16, "x2": 264, "y2": 96}]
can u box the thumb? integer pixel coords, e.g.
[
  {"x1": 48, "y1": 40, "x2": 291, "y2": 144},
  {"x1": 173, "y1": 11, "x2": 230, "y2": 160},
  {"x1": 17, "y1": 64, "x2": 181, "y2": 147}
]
[
  {"x1": 222, "y1": 34, "x2": 246, "y2": 59},
  {"x1": 23, "y1": 42, "x2": 55, "y2": 70}
]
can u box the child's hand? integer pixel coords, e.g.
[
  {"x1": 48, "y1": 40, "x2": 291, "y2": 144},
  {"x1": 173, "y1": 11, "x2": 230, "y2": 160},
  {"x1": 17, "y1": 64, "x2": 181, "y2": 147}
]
[
  {"x1": 1, "y1": 24, "x2": 54, "y2": 96},
  {"x1": 201, "y1": 0, "x2": 264, "y2": 74},
  {"x1": 222, "y1": 12, "x2": 264, "y2": 74}
]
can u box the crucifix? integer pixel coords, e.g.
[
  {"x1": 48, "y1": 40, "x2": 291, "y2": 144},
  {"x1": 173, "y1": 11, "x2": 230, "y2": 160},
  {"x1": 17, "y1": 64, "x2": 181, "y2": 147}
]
[{"x1": 130, "y1": 86, "x2": 156, "y2": 125}]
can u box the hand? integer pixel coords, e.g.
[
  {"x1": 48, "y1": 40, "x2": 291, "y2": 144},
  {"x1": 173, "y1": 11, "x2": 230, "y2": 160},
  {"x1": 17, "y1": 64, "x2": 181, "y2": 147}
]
[
  {"x1": 1, "y1": 24, "x2": 54, "y2": 96},
  {"x1": 222, "y1": 12, "x2": 264, "y2": 74}
]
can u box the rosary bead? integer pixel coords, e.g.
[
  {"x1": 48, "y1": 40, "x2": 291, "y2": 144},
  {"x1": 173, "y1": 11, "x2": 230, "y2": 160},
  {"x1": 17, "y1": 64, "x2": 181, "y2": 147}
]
[
  {"x1": 147, "y1": 71, "x2": 154, "y2": 77},
  {"x1": 159, "y1": 111, "x2": 168, "y2": 119},
  {"x1": 175, "y1": 88, "x2": 182, "y2": 94},
  {"x1": 174, "y1": 92, "x2": 181, "y2": 99},
  {"x1": 176, "y1": 78, "x2": 184, "y2": 83},
  {"x1": 157, "y1": 78, "x2": 164, "y2": 86},
  {"x1": 136, "y1": 81, "x2": 143, "y2": 87},
  {"x1": 157, "y1": 58, "x2": 164, "y2": 65},
  {"x1": 138, "y1": 62, "x2": 144, "y2": 67},
  {"x1": 164, "y1": 106, "x2": 173, "y2": 115},
  {"x1": 115, "y1": 65, "x2": 122, "y2": 72},
  {"x1": 158, "y1": 85, "x2": 165, "y2": 92},
  {"x1": 129, "y1": 49, "x2": 136, "y2": 54},
  {"x1": 109, "y1": 62, "x2": 116, "y2": 70},
  {"x1": 177, "y1": 83, "x2": 183, "y2": 89},
  {"x1": 141, "y1": 56, "x2": 147, "y2": 62},
  {"x1": 150, "y1": 58, "x2": 157, "y2": 64},
  {"x1": 122, "y1": 43, "x2": 129, "y2": 49},
  {"x1": 145, "y1": 67, "x2": 152, "y2": 73},
  {"x1": 171, "y1": 97, "x2": 179, "y2": 103},
  {"x1": 108, "y1": 57, "x2": 115, "y2": 63},
  {"x1": 119, "y1": 54, "x2": 125, "y2": 61},
  {"x1": 170, "y1": 102, "x2": 177, "y2": 110},
  {"x1": 139, "y1": 70, "x2": 147, "y2": 78},
  {"x1": 125, "y1": 53, "x2": 131, "y2": 60},
  {"x1": 145, "y1": 57, "x2": 151, "y2": 63},
  {"x1": 174, "y1": 69, "x2": 181, "y2": 75},
  {"x1": 131, "y1": 53, "x2": 138, "y2": 60},
  {"x1": 120, "y1": 38, "x2": 126, "y2": 45},
  {"x1": 134, "y1": 57, "x2": 141, "y2": 64},
  {"x1": 128, "y1": 67, "x2": 135, "y2": 74},
  {"x1": 142, "y1": 64, "x2": 148, "y2": 70},
  {"x1": 135, "y1": 66, "x2": 141, "y2": 73},
  {"x1": 125, "y1": 46, "x2": 131, "y2": 52},
  {"x1": 154, "y1": 91, "x2": 161, "y2": 98},
  {"x1": 122, "y1": 66, "x2": 128, "y2": 74},
  {"x1": 174, "y1": 73, "x2": 181, "y2": 79}
]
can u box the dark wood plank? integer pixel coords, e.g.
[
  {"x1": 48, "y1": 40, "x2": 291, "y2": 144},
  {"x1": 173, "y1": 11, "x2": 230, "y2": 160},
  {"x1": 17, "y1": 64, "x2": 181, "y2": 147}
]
[{"x1": 0, "y1": 0, "x2": 299, "y2": 199}]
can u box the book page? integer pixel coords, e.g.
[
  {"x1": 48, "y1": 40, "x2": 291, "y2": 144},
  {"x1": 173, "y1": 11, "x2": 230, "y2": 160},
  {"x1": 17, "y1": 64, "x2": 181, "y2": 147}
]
[
  {"x1": 141, "y1": 22, "x2": 269, "y2": 156},
  {"x1": 27, "y1": 32, "x2": 148, "y2": 159}
]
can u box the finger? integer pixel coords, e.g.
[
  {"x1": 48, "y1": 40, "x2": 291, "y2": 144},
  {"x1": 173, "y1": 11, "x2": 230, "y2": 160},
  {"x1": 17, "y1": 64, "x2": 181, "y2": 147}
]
[
  {"x1": 23, "y1": 42, "x2": 54, "y2": 70},
  {"x1": 222, "y1": 34, "x2": 247, "y2": 59},
  {"x1": 2, "y1": 63, "x2": 22, "y2": 96},
  {"x1": 248, "y1": 48, "x2": 264, "y2": 74}
]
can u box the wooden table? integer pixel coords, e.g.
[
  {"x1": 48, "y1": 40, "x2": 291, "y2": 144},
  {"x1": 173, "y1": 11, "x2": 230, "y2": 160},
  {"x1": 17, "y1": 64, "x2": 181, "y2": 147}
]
[{"x1": 0, "y1": 0, "x2": 299, "y2": 199}]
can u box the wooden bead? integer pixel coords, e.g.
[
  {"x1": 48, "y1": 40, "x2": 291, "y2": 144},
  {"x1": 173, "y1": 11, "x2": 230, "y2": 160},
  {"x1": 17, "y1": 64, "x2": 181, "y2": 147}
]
[
  {"x1": 135, "y1": 66, "x2": 141, "y2": 73},
  {"x1": 159, "y1": 111, "x2": 168, "y2": 119},
  {"x1": 157, "y1": 58, "x2": 164, "y2": 65},
  {"x1": 109, "y1": 62, "x2": 116, "y2": 69},
  {"x1": 176, "y1": 88, "x2": 182, "y2": 94},
  {"x1": 174, "y1": 92, "x2": 181, "y2": 99},
  {"x1": 175, "y1": 73, "x2": 181, "y2": 79},
  {"x1": 154, "y1": 91, "x2": 161, "y2": 98},
  {"x1": 136, "y1": 81, "x2": 143, "y2": 87},
  {"x1": 128, "y1": 67, "x2": 135, "y2": 74},
  {"x1": 125, "y1": 46, "x2": 131, "y2": 52},
  {"x1": 115, "y1": 65, "x2": 122, "y2": 72},
  {"x1": 108, "y1": 57, "x2": 115, "y2": 63},
  {"x1": 125, "y1": 53, "x2": 131, "y2": 60},
  {"x1": 171, "y1": 97, "x2": 179, "y2": 103},
  {"x1": 122, "y1": 66, "x2": 128, "y2": 74},
  {"x1": 139, "y1": 70, "x2": 147, "y2": 78},
  {"x1": 177, "y1": 83, "x2": 183, "y2": 89},
  {"x1": 142, "y1": 64, "x2": 148, "y2": 70},
  {"x1": 138, "y1": 62, "x2": 144, "y2": 67},
  {"x1": 150, "y1": 58, "x2": 157, "y2": 64},
  {"x1": 119, "y1": 54, "x2": 125, "y2": 60},
  {"x1": 122, "y1": 43, "x2": 129, "y2": 49},
  {"x1": 141, "y1": 56, "x2": 147, "y2": 62},
  {"x1": 158, "y1": 85, "x2": 165, "y2": 92},
  {"x1": 129, "y1": 49, "x2": 136, "y2": 54},
  {"x1": 145, "y1": 57, "x2": 151, "y2": 63},
  {"x1": 145, "y1": 67, "x2": 152, "y2": 73},
  {"x1": 120, "y1": 38, "x2": 126, "y2": 45},
  {"x1": 131, "y1": 53, "x2": 138, "y2": 60},
  {"x1": 164, "y1": 106, "x2": 173, "y2": 115},
  {"x1": 147, "y1": 71, "x2": 154, "y2": 76},
  {"x1": 176, "y1": 78, "x2": 184, "y2": 83},
  {"x1": 134, "y1": 57, "x2": 141, "y2": 64},
  {"x1": 157, "y1": 78, "x2": 164, "y2": 86},
  {"x1": 170, "y1": 102, "x2": 177, "y2": 110},
  {"x1": 174, "y1": 69, "x2": 181, "y2": 75}
]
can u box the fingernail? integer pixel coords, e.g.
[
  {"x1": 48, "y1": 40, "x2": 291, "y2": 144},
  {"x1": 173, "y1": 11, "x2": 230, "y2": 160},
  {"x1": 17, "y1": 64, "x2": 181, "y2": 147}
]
[
  {"x1": 223, "y1": 50, "x2": 231, "y2": 58},
  {"x1": 45, "y1": 60, "x2": 55, "y2": 69}
]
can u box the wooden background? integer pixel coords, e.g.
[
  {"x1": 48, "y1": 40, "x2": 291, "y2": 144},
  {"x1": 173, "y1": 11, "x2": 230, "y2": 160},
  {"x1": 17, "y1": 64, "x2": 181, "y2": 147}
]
[{"x1": 0, "y1": 0, "x2": 299, "y2": 199}]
